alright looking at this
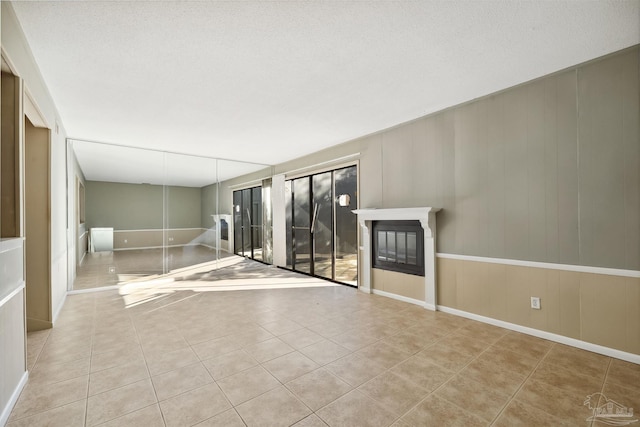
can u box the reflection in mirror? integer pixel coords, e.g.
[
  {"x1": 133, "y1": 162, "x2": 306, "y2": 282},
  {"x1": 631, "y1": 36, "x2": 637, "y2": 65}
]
[
  {"x1": 69, "y1": 140, "x2": 270, "y2": 293},
  {"x1": 221, "y1": 159, "x2": 273, "y2": 265},
  {"x1": 164, "y1": 152, "x2": 221, "y2": 274}
]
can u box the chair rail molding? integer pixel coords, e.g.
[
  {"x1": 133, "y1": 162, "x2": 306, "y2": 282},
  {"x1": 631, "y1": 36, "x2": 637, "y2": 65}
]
[{"x1": 352, "y1": 207, "x2": 441, "y2": 310}]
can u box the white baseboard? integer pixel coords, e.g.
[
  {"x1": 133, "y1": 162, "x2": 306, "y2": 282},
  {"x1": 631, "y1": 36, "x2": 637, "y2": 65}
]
[
  {"x1": 437, "y1": 305, "x2": 640, "y2": 364},
  {"x1": 372, "y1": 289, "x2": 425, "y2": 308},
  {"x1": 0, "y1": 371, "x2": 28, "y2": 427}
]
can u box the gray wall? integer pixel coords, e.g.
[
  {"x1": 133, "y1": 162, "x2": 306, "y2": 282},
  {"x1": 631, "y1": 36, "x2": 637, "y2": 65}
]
[
  {"x1": 268, "y1": 46, "x2": 640, "y2": 271},
  {"x1": 166, "y1": 185, "x2": 202, "y2": 229},
  {"x1": 578, "y1": 51, "x2": 639, "y2": 269},
  {"x1": 86, "y1": 181, "x2": 202, "y2": 230}
]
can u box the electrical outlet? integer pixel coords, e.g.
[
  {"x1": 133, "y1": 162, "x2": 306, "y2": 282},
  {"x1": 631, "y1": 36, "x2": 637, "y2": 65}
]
[
  {"x1": 530, "y1": 296, "x2": 541, "y2": 310},
  {"x1": 108, "y1": 266, "x2": 116, "y2": 274},
  {"x1": 168, "y1": 237, "x2": 174, "y2": 242},
  {"x1": 124, "y1": 239, "x2": 127, "y2": 243}
]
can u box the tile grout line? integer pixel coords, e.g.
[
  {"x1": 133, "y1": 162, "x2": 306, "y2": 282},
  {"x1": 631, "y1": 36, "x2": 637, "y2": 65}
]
[
  {"x1": 249, "y1": 309, "x2": 399, "y2": 425},
  {"x1": 487, "y1": 340, "x2": 558, "y2": 426},
  {"x1": 323, "y1": 320, "x2": 501, "y2": 424},
  {"x1": 129, "y1": 309, "x2": 167, "y2": 427},
  {"x1": 19, "y1": 278, "x2": 633, "y2": 427},
  {"x1": 28, "y1": 328, "x2": 52, "y2": 371},
  {"x1": 387, "y1": 326, "x2": 511, "y2": 425},
  {"x1": 195, "y1": 317, "x2": 297, "y2": 425},
  {"x1": 84, "y1": 294, "x2": 97, "y2": 427},
  {"x1": 592, "y1": 358, "x2": 614, "y2": 427}
]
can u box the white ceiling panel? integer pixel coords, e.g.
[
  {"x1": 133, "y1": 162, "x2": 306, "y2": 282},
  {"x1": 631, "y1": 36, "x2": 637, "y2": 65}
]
[{"x1": 11, "y1": 1, "x2": 640, "y2": 182}]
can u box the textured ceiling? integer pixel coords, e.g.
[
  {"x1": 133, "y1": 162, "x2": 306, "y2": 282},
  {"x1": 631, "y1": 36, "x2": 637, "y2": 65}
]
[
  {"x1": 70, "y1": 140, "x2": 269, "y2": 187},
  {"x1": 11, "y1": 1, "x2": 640, "y2": 181}
]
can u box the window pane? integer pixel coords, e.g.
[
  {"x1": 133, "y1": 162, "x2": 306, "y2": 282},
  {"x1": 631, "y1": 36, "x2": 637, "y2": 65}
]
[
  {"x1": 377, "y1": 231, "x2": 387, "y2": 260},
  {"x1": 285, "y1": 181, "x2": 292, "y2": 268},
  {"x1": 292, "y1": 178, "x2": 310, "y2": 273},
  {"x1": 386, "y1": 231, "x2": 396, "y2": 262},
  {"x1": 233, "y1": 191, "x2": 242, "y2": 256},
  {"x1": 407, "y1": 232, "x2": 417, "y2": 265},
  {"x1": 312, "y1": 172, "x2": 333, "y2": 281},
  {"x1": 242, "y1": 189, "x2": 252, "y2": 257},
  {"x1": 396, "y1": 231, "x2": 406, "y2": 264},
  {"x1": 334, "y1": 166, "x2": 358, "y2": 286}
]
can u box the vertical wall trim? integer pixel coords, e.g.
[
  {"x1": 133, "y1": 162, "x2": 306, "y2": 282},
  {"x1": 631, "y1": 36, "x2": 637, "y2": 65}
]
[
  {"x1": 271, "y1": 174, "x2": 286, "y2": 267},
  {"x1": 380, "y1": 139, "x2": 385, "y2": 205},
  {"x1": 575, "y1": 68, "x2": 582, "y2": 265},
  {"x1": 215, "y1": 159, "x2": 220, "y2": 263},
  {"x1": 574, "y1": 68, "x2": 583, "y2": 341}
]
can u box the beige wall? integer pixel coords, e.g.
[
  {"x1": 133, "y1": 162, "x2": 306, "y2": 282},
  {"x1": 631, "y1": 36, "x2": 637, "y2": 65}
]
[
  {"x1": 438, "y1": 257, "x2": 640, "y2": 355},
  {"x1": 24, "y1": 118, "x2": 51, "y2": 331},
  {"x1": 372, "y1": 269, "x2": 425, "y2": 302}
]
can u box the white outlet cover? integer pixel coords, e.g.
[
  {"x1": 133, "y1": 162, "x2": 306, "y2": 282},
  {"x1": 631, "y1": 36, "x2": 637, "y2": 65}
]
[{"x1": 531, "y1": 297, "x2": 541, "y2": 310}]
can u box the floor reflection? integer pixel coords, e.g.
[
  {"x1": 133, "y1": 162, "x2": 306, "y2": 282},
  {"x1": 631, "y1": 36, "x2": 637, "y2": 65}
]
[{"x1": 73, "y1": 246, "x2": 232, "y2": 290}]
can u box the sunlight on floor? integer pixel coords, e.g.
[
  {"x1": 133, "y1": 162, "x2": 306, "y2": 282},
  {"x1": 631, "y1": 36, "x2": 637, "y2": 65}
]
[{"x1": 118, "y1": 256, "x2": 339, "y2": 309}]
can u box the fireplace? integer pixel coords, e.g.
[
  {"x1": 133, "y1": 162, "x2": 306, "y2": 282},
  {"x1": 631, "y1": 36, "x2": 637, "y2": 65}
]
[
  {"x1": 352, "y1": 207, "x2": 440, "y2": 310},
  {"x1": 372, "y1": 220, "x2": 424, "y2": 276}
]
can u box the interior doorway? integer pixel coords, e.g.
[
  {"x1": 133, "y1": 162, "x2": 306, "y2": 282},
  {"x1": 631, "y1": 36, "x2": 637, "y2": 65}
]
[
  {"x1": 24, "y1": 117, "x2": 52, "y2": 331},
  {"x1": 285, "y1": 165, "x2": 358, "y2": 286}
]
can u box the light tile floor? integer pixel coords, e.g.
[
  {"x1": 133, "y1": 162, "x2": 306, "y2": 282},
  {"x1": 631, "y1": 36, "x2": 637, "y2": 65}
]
[
  {"x1": 11, "y1": 263, "x2": 639, "y2": 426},
  {"x1": 74, "y1": 246, "x2": 234, "y2": 290}
]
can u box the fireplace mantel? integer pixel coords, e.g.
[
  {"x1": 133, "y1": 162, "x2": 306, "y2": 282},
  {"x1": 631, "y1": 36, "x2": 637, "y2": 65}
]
[{"x1": 352, "y1": 207, "x2": 440, "y2": 310}]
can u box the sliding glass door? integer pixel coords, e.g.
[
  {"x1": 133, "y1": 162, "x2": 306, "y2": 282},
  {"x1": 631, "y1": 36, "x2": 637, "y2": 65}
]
[
  {"x1": 333, "y1": 166, "x2": 358, "y2": 284},
  {"x1": 233, "y1": 186, "x2": 263, "y2": 261},
  {"x1": 292, "y1": 177, "x2": 311, "y2": 274},
  {"x1": 312, "y1": 172, "x2": 333, "y2": 280},
  {"x1": 286, "y1": 165, "x2": 357, "y2": 286}
]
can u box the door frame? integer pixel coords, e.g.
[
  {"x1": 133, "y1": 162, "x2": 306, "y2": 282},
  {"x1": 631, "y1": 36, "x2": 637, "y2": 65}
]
[
  {"x1": 286, "y1": 164, "x2": 358, "y2": 287},
  {"x1": 233, "y1": 185, "x2": 266, "y2": 262}
]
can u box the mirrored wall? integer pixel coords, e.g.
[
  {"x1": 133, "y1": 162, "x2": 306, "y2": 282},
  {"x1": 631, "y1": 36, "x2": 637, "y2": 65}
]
[{"x1": 68, "y1": 139, "x2": 272, "y2": 292}]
